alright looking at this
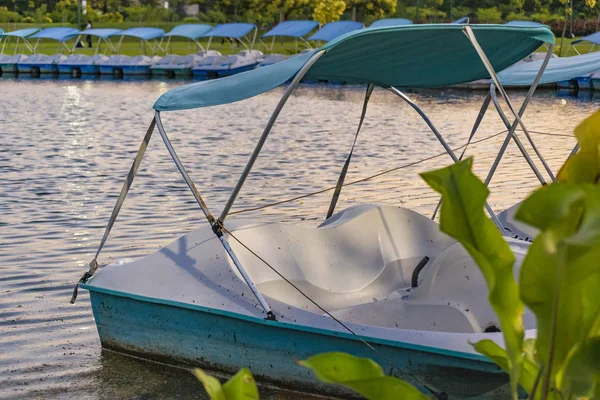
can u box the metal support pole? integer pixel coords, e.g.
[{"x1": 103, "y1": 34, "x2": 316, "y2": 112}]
[
  {"x1": 488, "y1": 85, "x2": 547, "y2": 186},
  {"x1": 155, "y1": 111, "x2": 276, "y2": 320},
  {"x1": 567, "y1": 143, "x2": 579, "y2": 159},
  {"x1": 219, "y1": 50, "x2": 326, "y2": 222},
  {"x1": 464, "y1": 26, "x2": 556, "y2": 182},
  {"x1": 570, "y1": 0, "x2": 574, "y2": 38},
  {"x1": 389, "y1": 87, "x2": 505, "y2": 232},
  {"x1": 77, "y1": 0, "x2": 81, "y2": 31},
  {"x1": 431, "y1": 93, "x2": 492, "y2": 219}
]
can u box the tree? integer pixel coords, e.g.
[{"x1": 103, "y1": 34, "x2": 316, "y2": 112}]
[
  {"x1": 313, "y1": 0, "x2": 345, "y2": 24},
  {"x1": 266, "y1": 0, "x2": 311, "y2": 23},
  {"x1": 345, "y1": 0, "x2": 395, "y2": 21}
]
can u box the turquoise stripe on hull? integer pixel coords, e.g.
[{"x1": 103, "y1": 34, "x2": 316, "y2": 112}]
[{"x1": 88, "y1": 289, "x2": 510, "y2": 398}]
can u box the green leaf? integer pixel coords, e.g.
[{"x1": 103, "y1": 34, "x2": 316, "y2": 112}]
[
  {"x1": 193, "y1": 368, "x2": 227, "y2": 400},
  {"x1": 514, "y1": 183, "x2": 585, "y2": 232},
  {"x1": 557, "y1": 110, "x2": 600, "y2": 184},
  {"x1": 193, "y1": 368, "x2": 259, "y2": 400},
  {"x1": 420, "y1": 158, "x2": 524, "y2": 398},
  {"x1": 471, "y1": 339, "x2": 546, "y2": 398},
  {"x1": 222, "y1": 369, "x2": 259, "y2": 400},
  {"x1": 518, "y1": 231, "x2": 600, "y2": 385},
  {"x1": 299, "y1": 352, "x2": 427, "y2": 400},
  {"x1": 557, "y1": 337, "x2": 600, "y2": 398}
]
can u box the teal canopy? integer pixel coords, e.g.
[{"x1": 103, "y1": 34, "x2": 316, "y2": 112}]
[{"x1": 154, "y1": 24, "x2": 554, "y2": 112}]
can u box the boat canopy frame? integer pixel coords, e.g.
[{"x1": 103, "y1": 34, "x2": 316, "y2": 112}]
[
  {"x1": 72, "y1": 24, "x2": 558, "y2": 320},
  {"x1": 260, "y1": 20, "x2": 319, "y2": 53},
  {"x1": 0, "y1": 28, "x2": 40, "y2": 55},
  {"x1": 567, "y1": 31, "x2": 600, "y2": 55},
  {"x1": 162, "y1": 24, "x2": 213, "y2": 54},
  {"x1": 204, "y1": 23, "x2": 258, "y2": 55},
  {"x1": 114, "y1": 28, "x2": 166, "y2": 55},
  {"x1": 30, "y1": 27, "x2": 80, "y2": 54},
  {"x1": 70, "y1": 29, "x2": 122, "y2": 56}
]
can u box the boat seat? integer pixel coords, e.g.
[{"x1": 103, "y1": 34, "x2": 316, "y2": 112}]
[
  {"x1": 405, "y1": 238, "x2": 529, "y2": 332},
  {"x1": 330, "y1": 238, "x2": 530, "y2": 333},
  {"x1": 230, "y1": 205, "x2": 457, "y2": 311}
]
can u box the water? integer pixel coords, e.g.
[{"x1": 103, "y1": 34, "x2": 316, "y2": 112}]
[{"x1": 0, "y1": 78, "x2": 597, "y2": 399}]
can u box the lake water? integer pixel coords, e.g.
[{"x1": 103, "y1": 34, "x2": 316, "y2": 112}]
[{"x1": 0, "y1": 78, "x2": 598, "y2": 399}]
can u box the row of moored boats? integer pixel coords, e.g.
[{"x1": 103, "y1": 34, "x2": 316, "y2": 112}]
[
  {"x1": 2, "y1": 20, "x2": 600, "y2": 91},
  {"x1": 0, "y1": 20, "x2": 385, "y2": 79}
]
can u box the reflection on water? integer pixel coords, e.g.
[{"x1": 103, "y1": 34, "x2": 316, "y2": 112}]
[{"x1": 0, "y1": 78, "x2": 597, "y2": 399}]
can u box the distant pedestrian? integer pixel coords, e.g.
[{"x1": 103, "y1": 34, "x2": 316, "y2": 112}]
[{"x1": 86, "y1": 20, "x2": 93, "y2": 48}]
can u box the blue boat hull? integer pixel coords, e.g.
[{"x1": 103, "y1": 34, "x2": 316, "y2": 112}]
[
  {"x1": 575, "y1": 76, "x2": 594, "y2": 91},
  {"x1": 58, "y1": 64, "x2": 99, "y2": 75},
  {"x1": 17, "y1": 63, "x2": 57, "y2": 75},
  {"x1": 217, "y1": 63, "x2": 257, "y2": 77},
  {"x1": 556, "y1": 79, "x2": 578, "y2": 91},
  {"x1": 99, "y1": 65, "x2": 151, "y2": 76},
  {"x1": 151, "y1": 67, "x2": 192, "y2": 78},
  {"x1": 86, "y1": 287, "x2": 509, "y2": 398},
  {"x1": 0, "y1": 63, "x2": 18, "y2": 74}
]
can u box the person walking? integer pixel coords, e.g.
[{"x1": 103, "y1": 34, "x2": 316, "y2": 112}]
[{"x1": 86, "y1": 20, "x2": 93, "y2": 48}]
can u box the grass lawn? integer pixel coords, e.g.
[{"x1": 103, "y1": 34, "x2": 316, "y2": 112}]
[{"x1": 1, "y1": 22, "x2": 597, "y2": 57}]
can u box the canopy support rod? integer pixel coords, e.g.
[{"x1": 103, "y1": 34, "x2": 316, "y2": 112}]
[
  {"x1": 219, "y1": 49, "x2": 326, "y2": 223},
  {"x1": 70, "y1": 118, "x2": 156, "y2": 303},
  {"x1": 155, "y1": 111, "x2": 276, "y2": 320},
  {"x1": 567, "y1": 143, "x2": 579, "y2": 160},
  {"x1": 326, "y1": 84, "x2": 374, "y2": 220},
  {"x1": 463, "y1": 26, "x2": 556, "y2": 182},
  {"x1": 488, "y1": 84, "x2": 547, "y2": 186},
  {"x1": 431, "y1": 92, "x2": 492, "y2": 220},
  {"x1": 389, "y1": 87, "x2": 505, "y2": 233}
]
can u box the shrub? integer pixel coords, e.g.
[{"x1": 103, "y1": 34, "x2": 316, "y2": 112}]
[
  {"x1": 0, "y1": 6, "x2": 23, "y2": 22},
  {"x1": 475, "y1": 6, "x2": 503, "y2": 23}
]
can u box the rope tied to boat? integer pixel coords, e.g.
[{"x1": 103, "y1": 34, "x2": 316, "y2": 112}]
[
  {"x1": 70, "y1": 117, "x2": 156, "y2": 304},
  {"x1": 70, "y1": 260, "x2": 98, "y2": 304}
]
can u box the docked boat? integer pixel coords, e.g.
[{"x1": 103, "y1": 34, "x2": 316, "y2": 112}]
[
  {"x1": 257, "y1": 20, "x2": 318, "y2": 68},
  {"x1": 151, "y1": 24, "x2": 216, "y2": 77},
  {"x1": 96, "y1": 27, "x2": 164, "y2": 77},
  {"x1": 0, "y1": 28, "x2": 39, "y2": 75},
  {"x1": 57, "y1": 28, "x2": 121, "y2": 76},
  {"x1": 192, "y1": 23, "x2": 263, "y2": 78},
  {"x1": 76, "y1": 24, "x2": 556, "y2": 398},
  {"x1": 497, "y1": 50, "x2": 600, "y2": 91},
  {"x1": 17, "y1": 27, "x2": 79, "y2": 75}
]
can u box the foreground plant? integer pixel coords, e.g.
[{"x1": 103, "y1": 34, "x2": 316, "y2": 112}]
[{"x1": 193, "y1": 110, "x2": 600, "y2": 400}]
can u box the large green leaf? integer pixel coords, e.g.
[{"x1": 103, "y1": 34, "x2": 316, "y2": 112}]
[
  {"x1": 515, "y1": 181, "x2": 600, "y2": 399},
  {"x1": 420, "y1": 158, "x2": 524, "y2": 398},
  {"x1": 472, "y1": 339, "x2": 546, "y2": 398},
  {"x1": 557, "y1": 110, "x2": 600, "y2": 184},
  {"x1": 557, "y1": 337, "x2": 600, "y2": 398},
  {"x1": 193, "y1": 368, "x2": 259, "y2": 400},
  {"x1": 517, "y1": 229, "x2": 600, "y2": 386},
  {"x1": 299, "y1": 352, "x2": 427, "y2": 400}
]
